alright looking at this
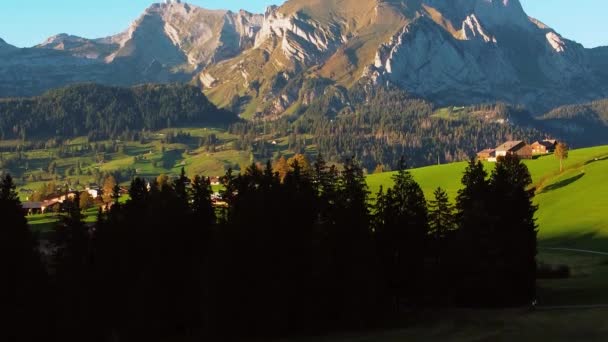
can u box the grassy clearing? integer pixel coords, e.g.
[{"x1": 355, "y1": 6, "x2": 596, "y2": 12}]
[
  {"x1": 27, "y1": 213, "x2": 59, "y2": 233},
  {"x1": 367, "y1": 145, "x2": 608, "y2": 250}
]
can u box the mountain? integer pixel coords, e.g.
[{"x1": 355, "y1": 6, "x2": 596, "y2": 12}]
[
  {"x1": 201, "y1": 0, "x2": 608, "y2": 116},
  {"x1": 0, "y1": 1, "x2": 262, "y2": 97},
  {"x1": 1, "y1": 0, "x2": 607, "y2": 115}
]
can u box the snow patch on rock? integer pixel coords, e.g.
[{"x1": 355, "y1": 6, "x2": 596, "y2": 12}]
[
  {"x1": 462, "y1": 14, "x2": 496, "y2": 43},
  {"x1": 546, "y1": 32, "x2": 566, "y2": 53}
]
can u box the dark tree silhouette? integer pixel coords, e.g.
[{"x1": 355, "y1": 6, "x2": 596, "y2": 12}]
[
  {"x1": 0, "y1": 174, "x2": 53, "y2": 342},
  {"x1": 52, "y1": 192, "x2": 95, "y2": 341},
  {"x1": 375, "y1": 158, "x2": 429, "y2": 308},
  {"x1": 455, "y1": 159, "x2": 494, "y2": 305},
  {"x1": 0, "y1": 151, "x2": 541, "y2": 341},
  {"x1": 428, "y1": 187, "x2": 456, "y2": 269},
  {"x1": 489, "y1": 154, "x2": 538, "y2": 304}
]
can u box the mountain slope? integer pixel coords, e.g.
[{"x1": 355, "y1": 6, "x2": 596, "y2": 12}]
[
  {"x1": 367, "y1": 145, "x2": 608, "y2": 250},
  {"x1": 1, "y1": 0, "x2": 608, "y2": 115},
  {"x1": 0, "y1": 83, "x2": 237, "y2": 139},
  {"x1": 539, "y1": 99, "x2": 608, "y2": 146},
  {"x1": 0, "y1": 38, "x2": 17, "y2": 53},
  {"x1": 0, "y1": 2, "x2": 263, "y2": 97},
  {"x1": 200, "y1": 0, "x2": 608, "y2": 118}
]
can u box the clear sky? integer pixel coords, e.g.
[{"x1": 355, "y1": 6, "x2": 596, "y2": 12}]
[{"x1": 0, "y1": 0, "x2": 606, "y2": 48}]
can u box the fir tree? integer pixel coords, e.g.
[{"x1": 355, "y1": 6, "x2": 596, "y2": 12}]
[
  {"x1": 489, "y1": 154, "x2": 538, "y2": 304},
  {"x1": 455, "y1": 158, "x2": 493, "y2": 305},
  {"x1": 428, "y1": 187, "x2": 455, "y2": 268},
  {"x1": 375, "y1": 158, "x2": 429, "y2": 306},
  {"x1": 0, "y1": 174, "x2": 53, "y2": 341},
  {"x1": 53, "y1": 192, "x2": 93, "y2": 341}
]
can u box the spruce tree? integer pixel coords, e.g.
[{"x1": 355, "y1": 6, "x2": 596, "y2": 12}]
[
  {"x1": 0, "y1": 174, "x2": 53, "y2": 341},
  {"x1": 455, "y1": 158, "x2": 493, "y2": 305},
  {"x1": 191, "y1": 175, "x2": 215, "y2": 225},
  {"x1": 428, "y1": 187, "x2": 455, "y2": 268},
  {"x1": 53, "y1": 192, "x2": 93, "y2": 341},
  {"x1": 489, "y1": 154, "x2": 538, "y2": 304},
  {"x1": 375, "y1": 158, "x2": 429, "y2": 305},
  {"x1": 334, "y1": 157, "x2": 377, "y2": 324}
]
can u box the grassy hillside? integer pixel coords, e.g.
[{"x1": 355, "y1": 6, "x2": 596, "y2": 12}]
[{"x1": 367, "y1": 145, "x2": 608, "y2": 250}]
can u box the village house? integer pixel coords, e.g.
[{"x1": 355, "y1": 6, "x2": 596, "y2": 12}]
[
  {"x1": 22, "y1": 198, "x2": 62, "y2": 215},
  {"x1": 22, "y1": 202, "x2": 45, "y2": 215},
  {"x1": 531, "y1": 140, "x2": 558, "y2": 154},
  {"x1": 478, "y1": 140, "x2": 535, "y2": 162},
  {"x1": 495, "y1": 140, "x2": 533, "y2": 160},
  {"x1": 85, "y1": 186, "x2": 100, "y2": 199},
  {"x1": 476, "y1": 148, "x2": 496, "y2": 162},
  {"x1": 22, "y1": 192, "x2": 77, "y2": 215}
]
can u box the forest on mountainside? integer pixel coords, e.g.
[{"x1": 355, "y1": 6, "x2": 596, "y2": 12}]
[
  {"x1": 540, "y1": 99, "x2": 608, "y2": 147},
  {"x1": 3, "y1": 82, "x2": 608, "y2": 173},
  {"x1": 230, "y1": 87, "x2": 547, "y2": 169},
  {"x1": 0, "y1": 83, "x2": 238, "y2": 141}
]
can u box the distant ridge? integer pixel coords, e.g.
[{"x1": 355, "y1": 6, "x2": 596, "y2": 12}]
[{"x1": 0, "y1": 0, "x2": 607, "y2": 115}]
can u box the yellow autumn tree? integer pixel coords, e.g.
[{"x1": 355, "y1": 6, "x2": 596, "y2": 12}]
[
  {"x1": 274, "y1": 156, "x2": 289, "y2": 182},
  {"x1": 287, "y1": 154, "x2": 311, "y2": 175},
  {"x1": 102, "y1": 175, "x2": 117, "y2": 204}
]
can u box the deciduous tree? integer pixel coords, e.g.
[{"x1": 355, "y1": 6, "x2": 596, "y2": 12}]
[{"x1": 555, "y1": 142, "x2": 569, "y2": 172}]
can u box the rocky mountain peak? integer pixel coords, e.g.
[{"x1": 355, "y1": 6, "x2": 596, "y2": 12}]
[
  {"x1": 1, "y1": 0, "x2": 607, "y2": 113},
  {"x1": 422, "y1": 0, "x2": 530, "y2": 30},
  {"x1": 39, "y1": 33, "x2": 91, "y2": 48},
  {"x1": 104, "y1": 2, "x2": 263, "y2": 67}
]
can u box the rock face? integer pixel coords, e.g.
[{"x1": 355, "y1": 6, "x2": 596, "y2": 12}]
[
  {"x1": 365, "y1": 4, "x2": 602, "y2": 109},
  {"x1": 1, "y1": 0, "x2": 608, "y2": 114},
  {"x1": 0, "y1": 2, "x2": 262, "y2": 97},
  {"x1": 201, "y1": 0, "x2": 608, "y2": 115}
]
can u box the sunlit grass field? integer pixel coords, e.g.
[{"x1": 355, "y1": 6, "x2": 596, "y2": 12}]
[{"x1": 367, "y1": 145, "x2": 608, "y2": 250}]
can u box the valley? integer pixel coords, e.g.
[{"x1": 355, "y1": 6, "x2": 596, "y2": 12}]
[{"x1": 3, "y1": 1, "x2": 608, "y2": 341}]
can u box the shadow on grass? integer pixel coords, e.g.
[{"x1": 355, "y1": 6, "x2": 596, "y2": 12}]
[
  {"x1": 162, "y1": 149, "x2": 184, "y2": 169},
  {"x1": 540, "y1": 233, "x2": 608, "y2": 251},
  {"x1": 537, "y1": 234, "x2": 608, "y2": 306},
  {"x1": 584, "y1": 155, "x2": 608, "y2": 166},
  {"x1": 539, "y1": 173, "x2": 585, "y2": 194}
]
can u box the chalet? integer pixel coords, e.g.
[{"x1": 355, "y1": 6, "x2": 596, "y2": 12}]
[
  {"x1": 86, "y1": 187, "x2": 100, "y2": 199},
  {"x1": 495, "y1": 140, "x2": 533, "y2": 160},
  {"x1": 22, "y1": 202, "x2": 45, "y2": 215},
  {"x1": 531, "y1": 140, "x2": 558, "y2": 154},
  {"x1": 477, "y1": 149, "x2": 496, "y2": 161},
  {"x1": 22, "y1": 197, "x2": 62, "y2": 215}
]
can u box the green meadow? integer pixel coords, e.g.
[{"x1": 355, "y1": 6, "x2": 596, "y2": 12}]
[
  {"x1": 367, "y1": 145, "x2": 608, "y2": 251},
  {"x1": 292, "y1": 147, "x2": 608, "y2": 341}
]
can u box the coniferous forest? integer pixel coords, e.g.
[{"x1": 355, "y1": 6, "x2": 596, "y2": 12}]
[
  {"x1": 1, "y1": 154, "x2": 537, "y2": 342},
  {"x1": 0, "y1": 83, "x2": 238, "y2": 141}
]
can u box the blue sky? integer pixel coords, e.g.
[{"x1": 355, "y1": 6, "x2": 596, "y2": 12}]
[{"x1": 0, "y1": 0, "x2": 606, "y2": 48}]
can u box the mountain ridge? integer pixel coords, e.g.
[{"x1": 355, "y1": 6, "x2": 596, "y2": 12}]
[{"x1": 0, "y1": 0, "x2": 607, "y2": 116}]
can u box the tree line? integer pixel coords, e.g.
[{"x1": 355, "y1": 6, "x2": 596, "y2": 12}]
[
  {"x1": 229, "y1": 86, "x2": 547, "y2": 170},
  {"x1": 0, "y1": 83, "x2": 238, "y2": 141},
  {"x1": 2, "y1": 153, "x2": 537, "y2": 341},
  {"x1": 540, "y1": 98, "x2": 608, "y2": 147}
]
